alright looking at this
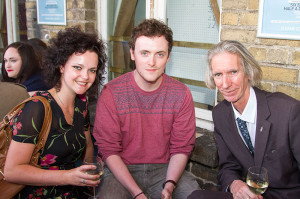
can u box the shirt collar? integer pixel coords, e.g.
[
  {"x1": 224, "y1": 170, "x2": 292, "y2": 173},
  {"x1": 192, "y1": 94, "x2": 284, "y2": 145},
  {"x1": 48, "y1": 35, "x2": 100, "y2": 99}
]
[{"x1": 232, "y1": 87, "x2": 257, "y2": 124}]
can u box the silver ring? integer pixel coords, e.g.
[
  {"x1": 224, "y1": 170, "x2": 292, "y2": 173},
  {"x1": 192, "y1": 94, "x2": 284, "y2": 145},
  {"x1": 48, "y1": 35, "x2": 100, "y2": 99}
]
[{"x1": 82, "y1": 179, "x2": 86, "y2": 184}]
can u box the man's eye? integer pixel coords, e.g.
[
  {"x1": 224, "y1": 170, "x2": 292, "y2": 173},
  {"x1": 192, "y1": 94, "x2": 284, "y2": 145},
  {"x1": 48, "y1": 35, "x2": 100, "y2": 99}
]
[
  {"x1": 232, "y1": 70, "x2": 237, "y2": 74},
  {"x1": 141, "y1": 52, "x2": 148, "y2": 56}
]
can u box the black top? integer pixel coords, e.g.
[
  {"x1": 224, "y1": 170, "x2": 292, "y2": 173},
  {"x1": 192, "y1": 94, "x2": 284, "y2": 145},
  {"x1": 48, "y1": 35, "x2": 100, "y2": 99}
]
[{"x1": 11, "y1": 91, "x2": 90, "y2": 198}]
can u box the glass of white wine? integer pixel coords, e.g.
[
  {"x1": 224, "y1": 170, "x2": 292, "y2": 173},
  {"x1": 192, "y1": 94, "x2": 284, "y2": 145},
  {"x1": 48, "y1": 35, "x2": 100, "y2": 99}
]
[
  {"x1": 246, "y1": 166, "x2": 269, "y2": 195},
  {"x1": 84, "y1": 156, "x2": 104, "y2": 199}
]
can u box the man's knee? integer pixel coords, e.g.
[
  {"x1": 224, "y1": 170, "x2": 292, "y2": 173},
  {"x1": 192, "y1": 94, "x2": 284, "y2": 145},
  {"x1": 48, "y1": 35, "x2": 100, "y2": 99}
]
[{"x1": 172, "y1": 171, "x2": 200, "y2": 199}]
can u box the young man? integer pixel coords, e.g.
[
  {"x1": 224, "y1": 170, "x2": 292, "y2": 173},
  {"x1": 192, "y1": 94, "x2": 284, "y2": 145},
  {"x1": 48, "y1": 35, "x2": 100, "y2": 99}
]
[
  {"x1": 189, "y1": 40, "x2": 300, "y2": 199},
  {"x1": 93, "y1": 19, "x2": 199, "y2": 199}
]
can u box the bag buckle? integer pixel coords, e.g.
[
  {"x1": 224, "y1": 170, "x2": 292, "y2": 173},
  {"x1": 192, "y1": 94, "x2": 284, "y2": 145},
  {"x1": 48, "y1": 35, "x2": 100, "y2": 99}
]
[
  {"x1": 0, "y1": 170, "x2": 5, "y2": 180},
  {"x1": 4, "y1": 115, "x2": 10, "y2": 125}
]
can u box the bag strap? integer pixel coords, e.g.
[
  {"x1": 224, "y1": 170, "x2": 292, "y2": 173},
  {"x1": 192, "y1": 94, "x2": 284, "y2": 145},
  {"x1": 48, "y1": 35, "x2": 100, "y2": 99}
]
[
  {"x1": 28, "y1": 96, "x2": 52, "y2": 167},
  {"x1": 2, "y1": 96, "x2": 50, "y2": 124},
  {"x1": 2, "y1": 96, "x2": 52, "y2": 167}
]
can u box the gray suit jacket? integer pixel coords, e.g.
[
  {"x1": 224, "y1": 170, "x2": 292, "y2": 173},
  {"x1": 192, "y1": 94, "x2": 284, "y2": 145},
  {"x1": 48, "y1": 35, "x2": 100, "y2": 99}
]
[{"x1": 213, "y1": 87, "x2": 300, "y2": 199}]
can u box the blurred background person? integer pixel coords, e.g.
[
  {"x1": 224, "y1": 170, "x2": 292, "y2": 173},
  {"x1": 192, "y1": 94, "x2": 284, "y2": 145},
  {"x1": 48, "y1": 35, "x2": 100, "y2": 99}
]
[
  {"x1": 27, "y1": 38, "x2": 48, "y2": 69},
  {"x1": 1, "y1": 41, "x2": 48, "y2": 95}
]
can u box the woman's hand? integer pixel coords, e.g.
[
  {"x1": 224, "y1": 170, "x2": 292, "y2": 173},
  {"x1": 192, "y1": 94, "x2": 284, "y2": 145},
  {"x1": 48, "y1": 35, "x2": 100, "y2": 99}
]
[{"x1": 63, "y1": 165, "x2": 100, "y2": 187}]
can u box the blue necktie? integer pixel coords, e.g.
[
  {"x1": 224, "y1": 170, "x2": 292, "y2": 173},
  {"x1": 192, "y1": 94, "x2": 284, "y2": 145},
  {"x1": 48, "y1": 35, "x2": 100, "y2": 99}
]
[{"x1": 236, "y1": 117, "x2": 254, "y2": 155}]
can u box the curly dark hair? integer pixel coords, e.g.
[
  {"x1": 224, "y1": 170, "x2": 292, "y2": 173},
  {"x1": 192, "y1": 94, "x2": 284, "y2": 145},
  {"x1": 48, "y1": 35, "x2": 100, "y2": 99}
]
[
  {"x1": 1, "y1": 41, "x2": 40, "y2": 84},
  {"x1": 129, "y1": 19, "x2": 173, "y2": 55},
  {"x1": 43, "y1": 26, "x2": 107, "y2": 90}
]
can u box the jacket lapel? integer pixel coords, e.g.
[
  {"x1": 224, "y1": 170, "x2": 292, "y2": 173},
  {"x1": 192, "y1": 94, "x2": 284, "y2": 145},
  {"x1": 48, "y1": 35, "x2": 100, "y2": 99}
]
[{"x1": 253, "y1": 88, "x2": 271, "y2": 168}]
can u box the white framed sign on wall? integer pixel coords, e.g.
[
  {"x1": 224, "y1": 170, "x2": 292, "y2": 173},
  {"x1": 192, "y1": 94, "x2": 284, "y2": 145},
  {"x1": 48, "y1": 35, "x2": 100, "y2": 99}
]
[
  {"x1": 37, "y1": 0, "x2": 66, "y2": 25},
  {"x1": 257, "y1": 0, "x2": 300, "y2": 40}
]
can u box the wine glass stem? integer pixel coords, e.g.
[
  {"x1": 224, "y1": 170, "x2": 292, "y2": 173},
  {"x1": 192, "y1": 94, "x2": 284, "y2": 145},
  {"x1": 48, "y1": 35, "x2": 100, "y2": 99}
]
[{"x1": 93, "y1": 187, "x2": 96, "y2": 197}]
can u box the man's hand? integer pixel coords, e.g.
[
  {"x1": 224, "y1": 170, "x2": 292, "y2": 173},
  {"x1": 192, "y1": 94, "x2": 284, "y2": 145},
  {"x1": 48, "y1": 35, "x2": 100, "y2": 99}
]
[
  {"x1": 161, "y1": 182, "x2": 175, "y2": 199},
  {"x1": 230, "y1": 180, "x2": 263, "y2": 199}
]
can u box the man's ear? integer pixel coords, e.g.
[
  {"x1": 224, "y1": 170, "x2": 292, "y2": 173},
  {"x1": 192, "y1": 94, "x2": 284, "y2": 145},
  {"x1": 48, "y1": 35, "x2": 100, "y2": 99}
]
[
  {"x1": 130, "y1": 48, "x2": 135, "y2": 61},
  {"x1": 166, "y1": 53, "x2": 171, "y2": 63}
]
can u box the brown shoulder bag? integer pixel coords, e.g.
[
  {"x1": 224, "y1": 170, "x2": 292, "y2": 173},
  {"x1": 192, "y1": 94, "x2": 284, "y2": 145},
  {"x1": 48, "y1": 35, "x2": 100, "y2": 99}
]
[{"x1": 0, "y1": 96, "x2": 52, "y2": 199}]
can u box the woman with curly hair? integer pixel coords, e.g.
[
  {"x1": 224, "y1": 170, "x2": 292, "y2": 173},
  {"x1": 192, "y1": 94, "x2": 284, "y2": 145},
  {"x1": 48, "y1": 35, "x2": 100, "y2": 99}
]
[
  {"x1": 4, "y1": 26, "x2": 107, "y2": 199},
  {"x1": 1, "y1": 41, "x2": 49, "y2": 95}
]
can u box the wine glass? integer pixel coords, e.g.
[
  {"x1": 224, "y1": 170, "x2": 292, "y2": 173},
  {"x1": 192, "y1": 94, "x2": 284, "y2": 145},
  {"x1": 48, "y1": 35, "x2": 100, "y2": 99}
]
[
  {"x1": 246, "y1": 166, "x2": 269, "y2": 195},
  {"x1": 84, "y1": 156, "x2": 104, "y2": 199}
]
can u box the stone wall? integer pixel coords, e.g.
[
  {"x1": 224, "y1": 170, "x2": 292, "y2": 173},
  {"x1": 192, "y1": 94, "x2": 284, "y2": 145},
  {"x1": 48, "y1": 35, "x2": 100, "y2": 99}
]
[{"x1": 188, "y1": 128, "x2": 219, "y2": 190}]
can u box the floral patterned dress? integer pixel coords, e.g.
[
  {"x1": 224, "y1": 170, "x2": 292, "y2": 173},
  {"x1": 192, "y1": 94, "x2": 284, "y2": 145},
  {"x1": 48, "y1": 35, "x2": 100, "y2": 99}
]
[{"x1": 11, "y1": 91, "x2": 91, "y2": 199}]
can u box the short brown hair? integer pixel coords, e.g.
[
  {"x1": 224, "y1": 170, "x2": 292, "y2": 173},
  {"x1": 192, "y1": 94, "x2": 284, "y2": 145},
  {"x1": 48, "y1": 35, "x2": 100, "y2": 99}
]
[{"x1": 129, "y1": 19, "x2": 173, "y2": 55}]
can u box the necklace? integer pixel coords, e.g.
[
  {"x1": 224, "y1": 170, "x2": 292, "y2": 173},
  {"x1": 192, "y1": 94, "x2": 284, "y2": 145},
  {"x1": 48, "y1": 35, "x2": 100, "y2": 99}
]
[{"x1": 56, "y1": 91, "x2": 74, "y2": 124}]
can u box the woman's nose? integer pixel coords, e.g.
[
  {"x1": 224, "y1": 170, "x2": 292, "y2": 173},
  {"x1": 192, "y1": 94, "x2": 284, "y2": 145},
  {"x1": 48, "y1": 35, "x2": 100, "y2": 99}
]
[{"x1": 81, "y1": 70, "x2": 88, "y2": 79}]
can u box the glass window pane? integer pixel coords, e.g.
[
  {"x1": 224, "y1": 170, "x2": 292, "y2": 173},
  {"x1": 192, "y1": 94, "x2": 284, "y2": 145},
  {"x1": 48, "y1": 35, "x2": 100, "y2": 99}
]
[
  {"x1": 107, "y1": 0, "x2": 146, "y2": 81},
  {"x1": 166, "y1": 0, "x2": 219, "y2": 109}
]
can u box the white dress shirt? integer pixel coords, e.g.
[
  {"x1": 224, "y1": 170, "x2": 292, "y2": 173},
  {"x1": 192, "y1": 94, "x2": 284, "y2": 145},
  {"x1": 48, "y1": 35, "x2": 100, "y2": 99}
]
[{"x1": 232, "y1": 87, "x2": 257, "y2": 148}]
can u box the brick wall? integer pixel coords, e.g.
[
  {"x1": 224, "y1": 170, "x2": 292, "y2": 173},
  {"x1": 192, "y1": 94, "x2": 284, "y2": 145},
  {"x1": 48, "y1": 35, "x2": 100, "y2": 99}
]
[
  {"x1": 26, "y1": 0, "x2": 97, "y2": 39},
  {"x1": 221, "y1": 0, "x2": 300, "y2": 100}
]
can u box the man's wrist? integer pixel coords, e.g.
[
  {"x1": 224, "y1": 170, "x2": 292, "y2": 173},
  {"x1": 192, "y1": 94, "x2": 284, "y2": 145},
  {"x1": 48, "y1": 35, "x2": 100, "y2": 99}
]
[
  {"x1": 230, "y1": 179, "x2": 243, "y2": 193},
  {"x1": 162, "y1": 180, "x2": 177, "y2": 189},
  {"x1": 229, "y1": 180, "x2": 237, "y2": 193},
  {"x1": 133, "y1": 191, "x2": 144, "y2": 199}
]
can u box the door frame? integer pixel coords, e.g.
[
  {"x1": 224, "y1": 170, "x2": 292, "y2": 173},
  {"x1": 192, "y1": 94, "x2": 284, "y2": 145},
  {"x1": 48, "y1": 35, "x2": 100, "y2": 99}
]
[{"x1": 5, "y1": 0, "x2": 19, "y2": 44}]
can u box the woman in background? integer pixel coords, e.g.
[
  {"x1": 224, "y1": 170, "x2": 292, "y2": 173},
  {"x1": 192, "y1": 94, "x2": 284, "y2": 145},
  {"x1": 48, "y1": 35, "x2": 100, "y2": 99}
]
[
  {"x1": 4, "y1": 26, "x2": 107, "y2": 199},
  {"x1": 1, "y1": 41, "x2": 48, "y2": 95}
]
